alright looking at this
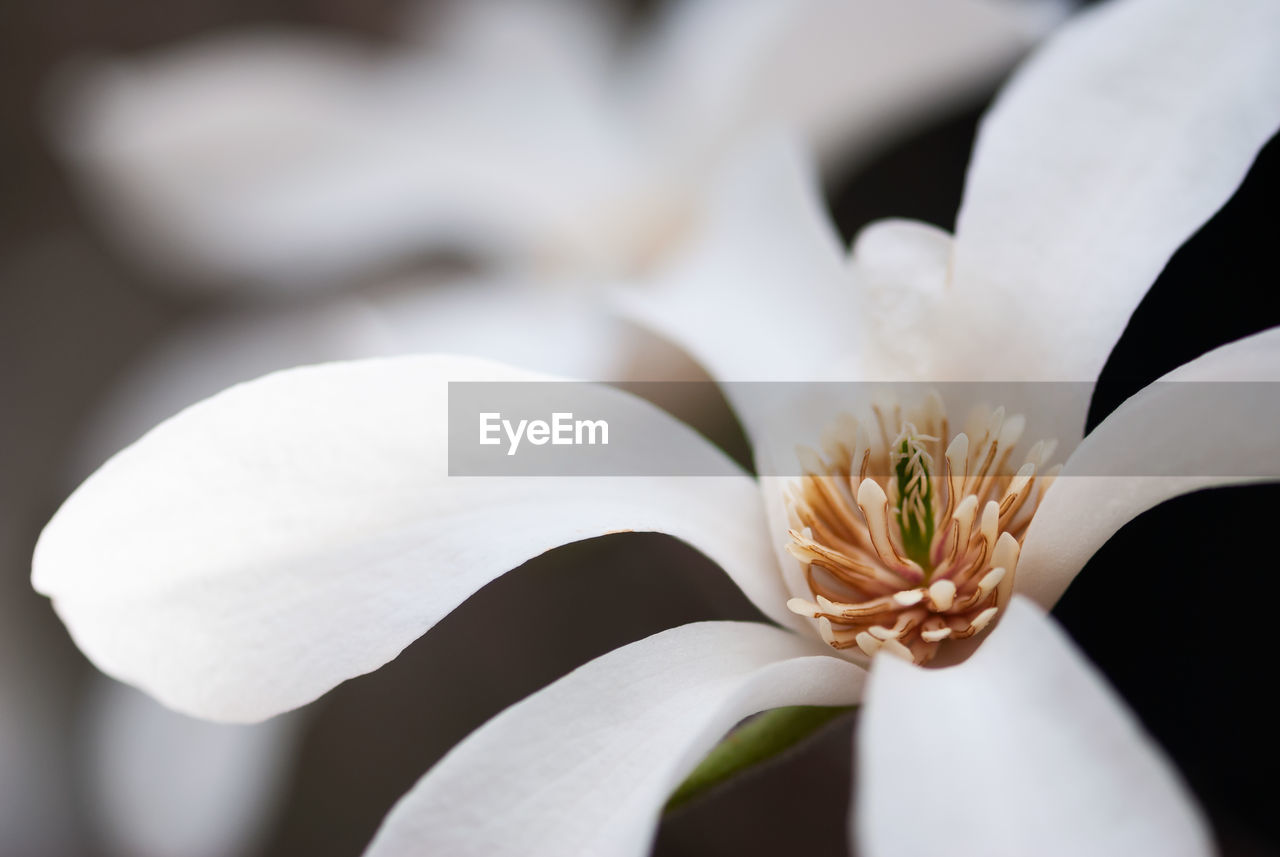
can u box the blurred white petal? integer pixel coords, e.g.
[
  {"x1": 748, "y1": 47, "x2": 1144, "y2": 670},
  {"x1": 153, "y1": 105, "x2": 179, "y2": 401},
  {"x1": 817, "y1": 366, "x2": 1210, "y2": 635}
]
[
  {"x1": 637, "y1": 0, "x2": 1060, "y2": 176},
  {"x1": 946, "y1": 0, "x2": 1280, "y2": 382},
  {"x1": 49, "y1": 3, "x2": 639, "y2": 292},
  {"x1": 85, "y1": 677, "x2": 299, "y2": 857},
  {"x1": 34, "y1": 356, "x2": 796, "y2": 722},
  {"x1": 621, "y1": 136, "x2": 853, "y2": 445},
  {"x1": 405, "y1": 0, "x2": 622, "y2": 76},
  {"x1": 857, "y1": 597, "x2": 1211, "y2": 857},
  {"x1": 49, "y1": 31, "x2": 382, "y2": 289},
  {"x1": 366, "y1": 621, "x2": 862, "y2": 857},
  {"x1": 1017, "y1": 327, "x2": 1280, "y2": 608}
]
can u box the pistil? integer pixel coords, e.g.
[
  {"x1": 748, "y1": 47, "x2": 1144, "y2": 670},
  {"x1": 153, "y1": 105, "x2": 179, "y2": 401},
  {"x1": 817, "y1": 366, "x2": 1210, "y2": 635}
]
[{"x1": 891, "y1": 425, "x2": 937, "y2": 573}]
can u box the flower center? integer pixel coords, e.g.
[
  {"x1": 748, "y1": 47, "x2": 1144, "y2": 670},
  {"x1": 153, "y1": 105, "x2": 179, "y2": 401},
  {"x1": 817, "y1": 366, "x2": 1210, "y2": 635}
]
[{"x1": 785, "y1": 393, "x2": 1060, "y2": 665}]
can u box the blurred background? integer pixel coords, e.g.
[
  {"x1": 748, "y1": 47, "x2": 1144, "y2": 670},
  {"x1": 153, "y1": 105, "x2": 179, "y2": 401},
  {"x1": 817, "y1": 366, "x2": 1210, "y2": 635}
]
[{"x1": 3, "y1": 0, "x2": 1279, "y2": 855}]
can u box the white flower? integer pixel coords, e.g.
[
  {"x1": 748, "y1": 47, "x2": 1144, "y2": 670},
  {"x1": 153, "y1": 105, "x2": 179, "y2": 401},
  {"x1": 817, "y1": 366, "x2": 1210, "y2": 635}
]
[
  {"x1": 49, "y1": 2, "x2": 1050, "y2": 845},
  {"x1": 49, "y1": 0, "x2": 1057, "y2": 294},
  {"x1": 32, "y1": 0, "x2": 1280, "y2": 855}
]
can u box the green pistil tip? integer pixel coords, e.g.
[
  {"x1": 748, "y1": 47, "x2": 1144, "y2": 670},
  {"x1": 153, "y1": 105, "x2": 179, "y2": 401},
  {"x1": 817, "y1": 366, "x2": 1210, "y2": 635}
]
[{"x1": 894, "y1": 432, "x2": 935, "y2": 571}]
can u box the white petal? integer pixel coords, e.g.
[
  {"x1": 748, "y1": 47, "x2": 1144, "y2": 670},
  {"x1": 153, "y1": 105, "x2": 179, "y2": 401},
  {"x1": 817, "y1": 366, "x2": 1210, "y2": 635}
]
[
  {"x1": 49, "y1": 31, "x2": 380, "y2": 290},
  {"x1": 1017, "y1": 327, "x2": 1280, "y2": 607},
  {"x1": 847, "y1": 218, "x2": 955, "y2": 381},
  {"x1": 366, "y1": 621, "x2": 863, "y2": 857},
  {"x1": 620, "y1": 136, "x2": 854, "y2": 443},
  {"x1": 50, "y1": 6, "x2": 636, "y2": 292},
  {"x1": 84, "y1": 677, "x2": 299, "y2": 857},
  {"x1": 637, "y1": 0, "x2": 1058, "y2": 176},
  {"x1": 856, "y1": 598, "x2": 1211, "y2": 857},
  {"x1": 948, "y1": 0, "x2": 1280, "y2": 382},
  {"x1": 34, "y1": 356, "x2": 798, "y2": 722},
  {"x1": 848, "y1": 219, "x2": 1095, "y2": 456},
  {"x1": 403, "y1": 0, "x2": 620, "y2": 79}
]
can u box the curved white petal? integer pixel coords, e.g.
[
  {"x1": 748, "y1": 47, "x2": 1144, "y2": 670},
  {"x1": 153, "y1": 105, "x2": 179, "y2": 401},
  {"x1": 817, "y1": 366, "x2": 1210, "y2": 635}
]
[
  {"x1": 34, "y1": 356, "x2": 798, "y2": 722},
  {"x1": 620, "y1": 136, "x2": 854, "y2": 445},
  {"x1": 84, "y1": 678, "x2": 299, "y2": 857},
  {"x1": 638, "y1": 0, "x2": 1058, "y2": 177},
  {"x1": 947, "y1": 0, "x2": 1280, "y2": 383},
  {"x1": 366, "y1": 621, "x2": 863, "y2": 857},
  {"x1": 1017, "y1": 327, "x2": 1280, "y2": 607},
  {"x1": 856, "y1": 598, "x2": 1211, "y2": 857}
]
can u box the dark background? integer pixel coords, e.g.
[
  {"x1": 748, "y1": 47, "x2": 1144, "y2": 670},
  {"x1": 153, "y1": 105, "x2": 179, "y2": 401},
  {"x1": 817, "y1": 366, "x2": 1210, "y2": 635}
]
[{"x1": 2, "y1": 0, "x2": 1278, "y2": 855}]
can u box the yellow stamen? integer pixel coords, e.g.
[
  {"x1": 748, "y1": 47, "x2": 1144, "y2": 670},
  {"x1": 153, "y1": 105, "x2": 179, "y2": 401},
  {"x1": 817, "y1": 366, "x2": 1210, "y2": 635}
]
[{"x1": 784, "y1": 396, "x2": 1058, "y2": 665}]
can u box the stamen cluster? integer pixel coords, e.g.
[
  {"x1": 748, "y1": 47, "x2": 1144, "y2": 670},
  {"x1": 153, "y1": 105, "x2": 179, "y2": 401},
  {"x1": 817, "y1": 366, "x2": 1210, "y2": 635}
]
[{"x1": 785, "y1": 394, "x2": 1059, "y2": 664}]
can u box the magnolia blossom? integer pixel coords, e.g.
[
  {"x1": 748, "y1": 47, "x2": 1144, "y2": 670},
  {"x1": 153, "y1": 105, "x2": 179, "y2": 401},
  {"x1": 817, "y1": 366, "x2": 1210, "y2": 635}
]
[
  {"x1": 47, "y1": 2, "x2": 1056, "y2": 850},
  {"x1": 32, "y1": 0, "x2": 1280, "y2": 855},
  {"x1": 50, "y1": 0, "x2": 1057, "y2": 293}
]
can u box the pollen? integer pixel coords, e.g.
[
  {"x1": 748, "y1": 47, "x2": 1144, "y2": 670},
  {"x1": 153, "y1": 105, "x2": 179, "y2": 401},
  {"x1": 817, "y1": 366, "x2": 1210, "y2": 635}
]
[{"x1": 784, "y1": 392, "x2": 1060, "y2": 665}]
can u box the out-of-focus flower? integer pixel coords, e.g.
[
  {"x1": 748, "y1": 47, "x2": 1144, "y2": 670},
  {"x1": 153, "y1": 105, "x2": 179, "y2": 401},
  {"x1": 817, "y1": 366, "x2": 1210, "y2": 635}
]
[
  {"x1": 30, "y1": 1, "x2": 1280, "y2": 853},
  {"x1": 60, "y1": 0, "x2": 1058, "y2": 477},
  {"x1": 56, "y1": 0, "x2": 1062, "y2": 472},
  {"x1": 49, "y1": 0, "x2": 1061, "y2": 294}
]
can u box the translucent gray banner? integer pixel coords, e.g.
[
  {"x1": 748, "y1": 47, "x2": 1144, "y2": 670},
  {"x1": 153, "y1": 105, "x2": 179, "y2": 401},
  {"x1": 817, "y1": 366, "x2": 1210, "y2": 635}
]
[{"x1": 447, "y1": 381, "x2": 1280, "y2": 478}]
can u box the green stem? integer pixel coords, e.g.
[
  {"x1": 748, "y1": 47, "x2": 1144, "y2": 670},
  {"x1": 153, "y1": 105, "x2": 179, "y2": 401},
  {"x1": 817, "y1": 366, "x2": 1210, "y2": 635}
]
[{"x1": 664, "y1": 705, "x2": 856, "y2": 813}]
